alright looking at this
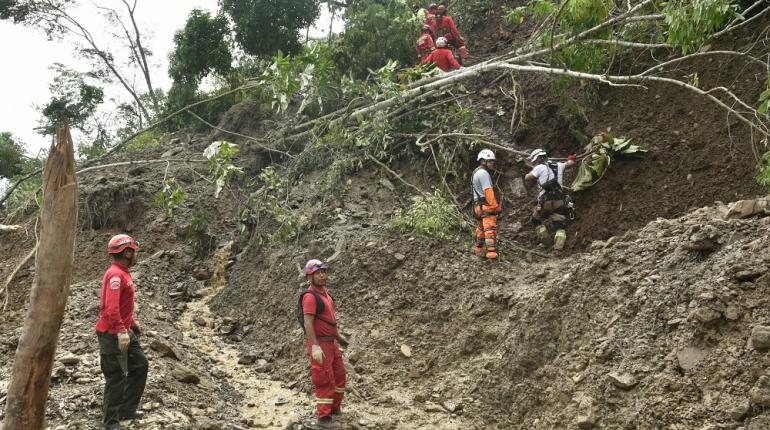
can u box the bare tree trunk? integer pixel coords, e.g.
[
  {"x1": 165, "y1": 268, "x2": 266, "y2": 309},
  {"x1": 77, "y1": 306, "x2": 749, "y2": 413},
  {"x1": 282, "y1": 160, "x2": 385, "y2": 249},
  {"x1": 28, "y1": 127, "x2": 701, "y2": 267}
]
[{"x1": 2, "y1": 125, "x2": 78, "y2": 430}]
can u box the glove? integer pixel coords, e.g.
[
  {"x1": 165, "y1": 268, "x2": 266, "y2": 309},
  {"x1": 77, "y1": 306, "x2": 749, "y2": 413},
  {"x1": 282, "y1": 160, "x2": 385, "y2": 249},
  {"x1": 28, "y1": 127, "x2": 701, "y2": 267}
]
[
  {"x1": 118, "y1": 331, "x2": 130, "y2": 353},
  {"x1": 567, "y1": 153, "x2": 577, "y2": 162},
  {"x1": 459, "y1": 46, "x2": 469, "y2": 59},
  {"x1": 311, "y1": 344, "x2": 325, "y2": 364}
]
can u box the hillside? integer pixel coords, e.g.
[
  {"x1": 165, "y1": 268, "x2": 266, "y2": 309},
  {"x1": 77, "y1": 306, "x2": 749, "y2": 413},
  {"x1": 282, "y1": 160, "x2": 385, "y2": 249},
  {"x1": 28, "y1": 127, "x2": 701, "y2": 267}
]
[{"x1": 2, "y1": 3, "x2": 770, "y2": 430}]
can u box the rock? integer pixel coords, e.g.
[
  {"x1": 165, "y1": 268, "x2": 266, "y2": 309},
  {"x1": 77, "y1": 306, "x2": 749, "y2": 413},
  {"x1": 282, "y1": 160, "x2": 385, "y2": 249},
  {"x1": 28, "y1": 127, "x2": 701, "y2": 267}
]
[
  {"x1": 394, "y1": 253, "x2": 406, "y2": 262},
  {"x1": 400, "y1": 344, "x2": 412, "y2": 358},
  {"x1": 442, "y1": 400, "x2": 463, "y2": 413},
  {"x1": 274, "y1": 396, "x2": 288, "y2": 406},
  {"x1": 728, "y1": 399, "x2": 750, "y2": 420},
  {"x1": 358, "y1": 418, "x2": 370, "y2": 427},
  {"x1": 733, "y1": 270, "x2": 762, "y2": 282},
  {"x1": 751, "y1": 326, "x2": 770, "y2": 350},
  {"x1": 238, "y1": 353, "x2": 258, "y2": 365},
  {"x1": 689, "y1": 307, "x2": 721, "y2": 323},
  {"x1": 676, "y1": 347, "x2": 708, "y2": 371},
  {"x1": 171, "y1": 365, "x2": 200, "y2": 384},
  {"x1": 194, "y1": 316, "x2": 207, "y2": 327},
  {"x1": 424, "y1": 402, "x2": 445, "y2": 413},
  {"x1": 58, "y1": 354, "x2": 81, "y2": 366},
  {"x1": 575, "y1": 396, "x2": 598, "y2": 429},
  {"x1": 150, "y1": 339, "x2": 182, "y2": 360},
  {"x1": 725, "y1": 198, "x2": 770, "y2": 219},
  {"x1": 195, "y1": 417, "x2": 223, "y2": 430},
  {"x1": 219, "y1": 323, "x2": 236, "y2": 335},
  {"x1": 193, "y1": 266, "x2": 211, "y2": 280},
  {"x1": 750, "y1": 375, "x2": 770, "y2": 407},
  {"x1": 379, "y1": 178, "x2": 395, "y2": 192},
  {"x1": 608, "y1": 372, "x2": 638, "y2": 390},
  {"x1": 724, "y1": 305, "x2": 741, "y2": 320}
]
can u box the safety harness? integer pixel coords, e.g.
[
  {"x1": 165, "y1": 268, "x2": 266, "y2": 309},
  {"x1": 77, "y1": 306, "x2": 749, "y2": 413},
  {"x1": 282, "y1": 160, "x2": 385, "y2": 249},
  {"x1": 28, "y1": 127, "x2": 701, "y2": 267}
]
[
  {"x1": 471, "y1": 166, "x2": 495, "y2": 218},
  {"x1": 538, "y1": 162, "x2": 575, "y2": 219},
  {"x1": 296, "y1": 290, "x2": 337, "y2": 333}
]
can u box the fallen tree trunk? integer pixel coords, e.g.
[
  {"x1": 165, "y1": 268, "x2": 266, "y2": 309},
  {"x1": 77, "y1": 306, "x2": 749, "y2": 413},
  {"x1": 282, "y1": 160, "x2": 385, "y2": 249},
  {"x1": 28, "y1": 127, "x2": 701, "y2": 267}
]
[{"x1": 2, "y1": 125, "x2": 79, "y2": 430}]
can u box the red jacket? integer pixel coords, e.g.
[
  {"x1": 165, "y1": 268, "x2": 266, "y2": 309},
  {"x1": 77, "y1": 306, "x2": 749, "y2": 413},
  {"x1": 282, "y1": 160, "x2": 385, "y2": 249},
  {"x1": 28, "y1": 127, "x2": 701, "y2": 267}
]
[
  {"x1": 95, "y1": 262, "x2": 136, "y2": 334},
  {"x1": 423, "y1": 47, "x2": 461, "y2": 72},
  {"x1": 302, "y1": 285, "x2": 337, "y2": 339},
  {"x1": 416, "y1": 33, "x2": 435, "y2": 60},
  {"x1": 427, "y1": 15, "x2": 464, "y2": 46}
]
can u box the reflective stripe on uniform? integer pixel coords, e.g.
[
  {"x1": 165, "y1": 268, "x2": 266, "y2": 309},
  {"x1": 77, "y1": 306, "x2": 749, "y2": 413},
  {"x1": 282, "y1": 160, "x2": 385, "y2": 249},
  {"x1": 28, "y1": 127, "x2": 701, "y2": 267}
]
[
  {"x1": 317, "y1": 398, "x2": 334, "y2": 404},
  {"x1": 335, "y1": 387, "x2": 345, "y2": 393}
]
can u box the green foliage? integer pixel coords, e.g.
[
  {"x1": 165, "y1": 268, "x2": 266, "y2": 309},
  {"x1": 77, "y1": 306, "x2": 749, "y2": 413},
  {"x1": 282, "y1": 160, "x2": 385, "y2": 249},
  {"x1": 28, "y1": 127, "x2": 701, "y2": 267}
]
[
  {"x1": 0, "y1": 132, "x2": 25, "y2": 179},
  {"x1": 204, "y1": 140, "x2": 244, "y2": 198},
  {"x1": 571, "y1": 133, "x2": 646, "y2": 192},
  {"x1": 169, "y1": 9, "x2": 232, "y2": 87},
  {"x1": 451, "y1": 0, "x2": 497, "y2": 33},
  {"x1": 221, "y1": 0, "x2": 320, "y2": 58},
  {"x1": 187, "y1": 211, "x2": 216, "y2": 257},
  {"x1": 253, "y1": 166, "x2": 304, "y2": 242},
  {"x1": 334, "y1": 1, "x2": 420, "y2": 79},
  {"x1": 37, "y1": 63, "x2": 104, "y2": 135},
  {"x1": 664, "y1": 0, "x2": 741, "y2": 54},
  {"x1": 3, "y1": 157, "x2": 44, "y2": 218},
  {"x1": 391, "y1": 190, "x2": 465, "y2": 239},
  {"x1": 757, "y1": 151, "x2": 770, "y2": 191},
  {"x1": 120, "y1": 129, "x2": 165, "y2": 153},
  {"x1": 759, "y1": 77, "x2": 770, "y2": 117},
  {"x1": 155, "y1": 178, "x2": 185, "y2": 219}
]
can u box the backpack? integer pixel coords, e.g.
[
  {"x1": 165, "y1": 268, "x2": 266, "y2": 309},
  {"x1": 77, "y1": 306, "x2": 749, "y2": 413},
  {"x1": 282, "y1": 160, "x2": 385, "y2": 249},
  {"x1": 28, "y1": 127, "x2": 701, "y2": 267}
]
[
  {"x1": 539, "y1": 162, "x2": 566, "y2": 205},
  {"x1": 296, "y1": 290, "x2": 337, "y2": 332}
]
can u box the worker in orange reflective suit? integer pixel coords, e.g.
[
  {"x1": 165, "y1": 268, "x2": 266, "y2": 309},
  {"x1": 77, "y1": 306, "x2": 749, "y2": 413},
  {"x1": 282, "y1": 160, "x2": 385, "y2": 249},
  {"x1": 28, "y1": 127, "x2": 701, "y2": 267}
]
[
  {"x1": 427, "y1": 5, "x2": 468, "y2": 61},
  {"x1": 422, "y1": 37, "x2": 461, "y2": 71},
  {"x1": 301, "y1": 259, "x2": 349, "y2": 428},
  {"x1": 416, "y1": 24, "x2": 435, "y2": 62},
  {"x1": 472, "y1": 150, "x2": 502, "y2": 259}
]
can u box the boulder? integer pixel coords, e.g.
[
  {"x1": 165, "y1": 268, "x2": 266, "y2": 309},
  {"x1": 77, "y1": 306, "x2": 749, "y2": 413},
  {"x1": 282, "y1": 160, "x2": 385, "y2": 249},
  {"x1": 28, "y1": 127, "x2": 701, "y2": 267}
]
[
  {"x1": 150, "y1": 339, "x2": 182, "y2": 360},
  {"x1": 171, "y1": 365, "x2": 200, "y2": 384},
  {"x1": 725, "y1": 198, "x2": 770, "y2": 219},
  {"x1": 751, "y1": 326, "x2": 770, "y2": 350},
  {"x1": 608, "y1": 372, "x2": 638, "y2": 390}
]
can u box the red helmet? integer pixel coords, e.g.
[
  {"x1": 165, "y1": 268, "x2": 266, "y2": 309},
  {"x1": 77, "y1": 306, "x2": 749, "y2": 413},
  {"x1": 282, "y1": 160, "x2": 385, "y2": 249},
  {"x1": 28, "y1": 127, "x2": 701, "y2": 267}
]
[
  {"x1": 107, "y1": 234, "x2": 138, "y2": 255},
  {"x1": 304, "y1": 259, "x2": 329, "y2": 276},
  {"x1": 437, "y1": 5, "x2": 446, "y2": 14}
]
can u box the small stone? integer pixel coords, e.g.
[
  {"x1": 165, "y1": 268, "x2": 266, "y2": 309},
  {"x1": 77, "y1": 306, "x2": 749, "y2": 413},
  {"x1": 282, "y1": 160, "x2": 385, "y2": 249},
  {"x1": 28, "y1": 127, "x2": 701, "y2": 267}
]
[
  {"x1": 689, "y1": 307, "x2": 721, "y2": 323},
  {"x1": 274, "y1": 396, "x2": 288, "y2": 406},
  {"x1": 424, "y1": 402, "x2": 445, "y2": 413},
  {"x1": 194, "y1": 316, "x2": 207, "y2": 327},
  {"x1": 400, "y1": 344, "x2": 412, "y2": 358},
  {"x1": 193, "y1": 267, "x2": 211, "y2": 280},
  {"x1": 733, "y1": 270, "x2": 762, "y2": 283},
  {"x1": 150, "y1": 339, "x2": 182, "y2": 360},
  {"x1": 750, "y1": 375, "x2": 770, "y2": 407},
  {"x1": 358, "y1": 419, "x2": 370, "y2": 427},
  {"x1": 751, "y1": 326, "x2": 770, "y2": 350},
  {"x1": 442, "y1": 400, "x2": 462, "y2": 413},
  {"x1": 676, "y1": 347, "x2": 708, "y2": 371},
  {"x1": 238, "y1": 353, "x2": 258, "y2": 365},
  {"x1": 729, "y1": 399, "x2": 750, "y2": 420},
  {"x1": 394, "y1": 253, "x2": 406, "y2": 262},
  {"x1": 608, "y1": 372, "x2": 638, "y2": 390},
  {"x1": 171, "y1": 365, "x2": 200, "y2": 384},
  {"x1": 59, "y1": 354, "x2": 81, "y2": 366}
]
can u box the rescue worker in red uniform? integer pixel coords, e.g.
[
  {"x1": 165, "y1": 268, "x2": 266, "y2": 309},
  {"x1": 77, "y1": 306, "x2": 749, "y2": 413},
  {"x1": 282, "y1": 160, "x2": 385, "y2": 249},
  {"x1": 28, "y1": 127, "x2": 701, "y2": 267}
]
[
  {"x1": 416, "y1": 24, "x2": 436, "y2": 62},
  {"x1": 95, "y1": 234, "x2": 148, "y2": 430},
  {"x1": 428, "y1": 4, "x2": 468, "y2": 61},
  {"x1": 301, "y1": 259, "x2": 349, "y2": 428},
  {"x1": 472, "y1": 150, "x2": 502, "y2": 259},
  {"x1": 423, "y1": 37, "x2": 461, "y2": 71}
]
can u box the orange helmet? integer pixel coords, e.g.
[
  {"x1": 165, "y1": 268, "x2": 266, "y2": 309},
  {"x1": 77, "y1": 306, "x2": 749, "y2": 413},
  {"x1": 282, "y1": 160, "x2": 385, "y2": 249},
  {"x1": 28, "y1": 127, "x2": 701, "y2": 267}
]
[
  {"x1": 107, "y1": 234, "x2": 138, "y2": 255},
  {"x1": 304, "y1": 259, "x2": 329, "y2": 276}
]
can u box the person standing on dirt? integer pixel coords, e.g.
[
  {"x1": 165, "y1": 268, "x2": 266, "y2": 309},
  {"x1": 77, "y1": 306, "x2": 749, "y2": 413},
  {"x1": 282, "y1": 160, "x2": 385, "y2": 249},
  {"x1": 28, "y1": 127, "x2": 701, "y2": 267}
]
[
  {"x1": 95, "y1": 234, "x2": 148, "y2": 430},
  {"x1": 416, "y1": 24, "x2": 436, "y2": 62},
  {"x1": 472, "y1": 150, "x2": 502, "y2": 260},
  {"x1": 423, "y1": 37, "x2": 461, "y2": 71},
  {"x1": 427, "y1": 4, "x2": 468, "y2": 63},
  {"x1": 300, "y1": 259, "x2": 349, "y2": 428},
  {"x1": 525, "y1": 149, "x2": 577, "y2": 251}
]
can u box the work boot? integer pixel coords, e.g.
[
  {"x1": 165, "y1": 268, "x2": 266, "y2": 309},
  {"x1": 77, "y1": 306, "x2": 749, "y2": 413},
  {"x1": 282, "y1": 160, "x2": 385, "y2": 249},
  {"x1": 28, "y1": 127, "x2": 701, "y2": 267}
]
[
  {"x1": 536, "y1": 225, "x2": 549, "y2": 242},
  {"x1": 472, "y1": 245, "x2": 484, "y2": 256},
  {"x1": 120, "y1": 410, "x2": 145, "y2": 420},
  {"x1": 318, "y1": 416, "x2": 338, "y2": 429},
  {"x1": 485, "y1": 247, "x2": 498, "y2": 260},
  {"x1": 553, "y1": 229, "x2": 566, "y2": 250}
]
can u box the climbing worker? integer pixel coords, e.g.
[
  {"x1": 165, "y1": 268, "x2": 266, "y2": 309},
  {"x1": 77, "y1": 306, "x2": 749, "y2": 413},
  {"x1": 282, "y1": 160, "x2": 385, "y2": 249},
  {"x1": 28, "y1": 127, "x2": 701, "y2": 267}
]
[
  {"x1": 95, "y1": 234, "x2": 148, "y2": 430},
  {"x1": 430, "y1": 4, "x2": 468, "y2": 62},
  {"x1": 416, "y1": 24, "x2": 436, "y2": 62},
  {"x1": 300, "y1": 259, "x2": 349, "y2": 428},
  {"x1": 524, "y1": 149, "x2": 578, "y2": 251},
  {"x1": 472, "y1": 149, "x2": 502, "y2": 260},
  {"x1": 422, "y1": 37, "x2": 461, "y2": 72}
]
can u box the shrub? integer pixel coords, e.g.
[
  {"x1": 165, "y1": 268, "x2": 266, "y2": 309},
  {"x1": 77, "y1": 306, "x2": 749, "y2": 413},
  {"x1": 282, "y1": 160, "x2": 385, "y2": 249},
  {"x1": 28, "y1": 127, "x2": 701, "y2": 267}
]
[{"x1": 391, "y1": 190, "x2": 465, "y2": 239}]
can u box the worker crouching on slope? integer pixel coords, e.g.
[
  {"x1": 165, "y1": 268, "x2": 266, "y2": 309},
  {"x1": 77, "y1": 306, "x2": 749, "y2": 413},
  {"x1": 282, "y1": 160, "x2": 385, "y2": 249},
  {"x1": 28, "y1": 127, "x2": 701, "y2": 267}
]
[
  {"x1": 96, "y1": 234, "x2": 148, "y2": 430},
  {"x1": 525, "y1": 149, "x2": 577, "y2": 251},
  {"x1": 423, "y1": 37, "x2": 461, "y2": 72},
  {"x1": 300, "y1": 259, "x2": 349, "y2": 428},
  {"x1": 430, "y1": 4, "x2": 468, "y2": 62},
  {"x1": 416, "y1": 24, "x2": 436, "y2": 62},
  {"x1": 472, "y1": 150, "x2": 502, "y2": 260}
]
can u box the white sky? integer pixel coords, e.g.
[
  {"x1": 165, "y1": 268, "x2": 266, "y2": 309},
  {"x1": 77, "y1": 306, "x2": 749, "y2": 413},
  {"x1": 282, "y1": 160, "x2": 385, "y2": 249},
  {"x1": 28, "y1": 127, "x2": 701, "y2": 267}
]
[{"x1": 0, "y1": 0, "x2": 341, "y2": 157}]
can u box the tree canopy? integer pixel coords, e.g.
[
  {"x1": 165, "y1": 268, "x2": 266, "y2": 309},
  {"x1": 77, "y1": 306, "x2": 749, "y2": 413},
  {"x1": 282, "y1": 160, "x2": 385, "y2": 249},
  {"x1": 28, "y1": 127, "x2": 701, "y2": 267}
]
[
  {"x1": 169, "y1": 9, "x2": 232, "y2": 86},
  {"x1": 37, "y1": 64, "x2": 104, "y2": 136},
  {"x1": 0, "y1": 132, "x2": 25, "y2": 179}
]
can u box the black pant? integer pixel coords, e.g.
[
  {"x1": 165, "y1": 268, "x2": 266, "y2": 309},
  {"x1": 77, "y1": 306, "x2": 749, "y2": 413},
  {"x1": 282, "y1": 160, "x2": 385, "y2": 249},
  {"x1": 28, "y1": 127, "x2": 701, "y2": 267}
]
[{"x1": 97, "y1": 330, "x2": 148, "y2": 426}]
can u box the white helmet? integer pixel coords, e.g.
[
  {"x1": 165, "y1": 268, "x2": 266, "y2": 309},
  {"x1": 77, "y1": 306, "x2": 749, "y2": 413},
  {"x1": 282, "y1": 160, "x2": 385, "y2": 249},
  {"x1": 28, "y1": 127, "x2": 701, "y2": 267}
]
[
  {"x1": 529, "y1": 148, "x2": 547, "y2": 163},
  {"x1": 435, "y1": 37, "x2": 448, "y2": 48},
  {"x1": 477, "y1": 149, "x2": 495, "y2": 161}
]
